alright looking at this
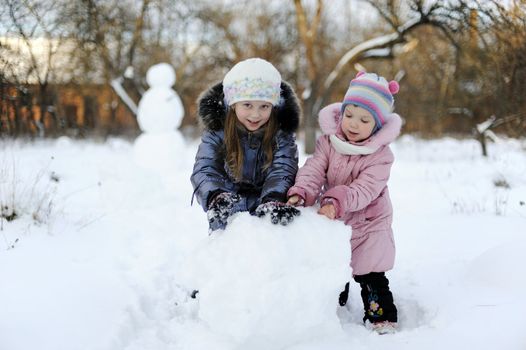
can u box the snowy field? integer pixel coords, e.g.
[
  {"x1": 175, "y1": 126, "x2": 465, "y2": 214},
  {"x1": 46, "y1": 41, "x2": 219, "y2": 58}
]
[{"x1": 1, "y1": 135, "x2": 526, "y2": 350}]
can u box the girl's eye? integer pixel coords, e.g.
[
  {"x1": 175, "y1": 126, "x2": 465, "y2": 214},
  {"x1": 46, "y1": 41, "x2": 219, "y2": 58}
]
[
  {"x1": 261, "y1": 104, "x2": 271, "y2": 110},
  {"x1": 345, "y1": 114, "x2": 352, "y2": 118},
  {"x1": 361, "y1": 119, "x2": 370, "y2": 123},
  {"x1": 242, "y1": 103, "x2": 252, "y2": 108}
]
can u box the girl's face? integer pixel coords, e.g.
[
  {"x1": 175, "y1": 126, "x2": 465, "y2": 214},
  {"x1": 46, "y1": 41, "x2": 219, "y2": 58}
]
[
  {"x1": 233, "y1": 100, "x2": 273, "y2": 131},
  {"x1": 341, "y1": 104, "x2": 376, "y2": 142}
]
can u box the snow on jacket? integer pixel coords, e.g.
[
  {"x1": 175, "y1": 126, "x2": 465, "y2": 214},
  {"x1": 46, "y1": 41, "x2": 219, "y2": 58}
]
[
  {"x1": 191, "y1": 81, "x2": 300, "y2": 214},
  {"x1": 287, "y1": 102, "x2": 402, "y2": 275}
]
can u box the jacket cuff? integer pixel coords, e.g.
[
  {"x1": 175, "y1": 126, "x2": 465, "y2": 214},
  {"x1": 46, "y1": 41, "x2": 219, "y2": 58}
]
[
  {"x1": 261, "y1": 191, "x2": 287, "y2": 204},
  {"x1": 321, "y1": 187, "x2": 347, "y2": 218}
]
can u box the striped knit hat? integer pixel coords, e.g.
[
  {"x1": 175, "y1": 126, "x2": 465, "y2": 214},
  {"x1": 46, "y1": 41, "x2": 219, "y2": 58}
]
[{"x1": 341, "y1": 71, "x2": 400, "y2": 133}]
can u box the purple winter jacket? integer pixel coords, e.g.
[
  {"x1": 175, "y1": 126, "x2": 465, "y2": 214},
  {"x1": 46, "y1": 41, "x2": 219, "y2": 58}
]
[{"x1": 288, "y1": 102, "x2": 402, "y2": 276}]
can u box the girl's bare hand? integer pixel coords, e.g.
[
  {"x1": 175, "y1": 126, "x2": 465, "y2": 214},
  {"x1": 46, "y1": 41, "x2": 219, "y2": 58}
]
[
  {"x1": 318, "y1": 204, "x2": 336, "y2": 220},
  {"x1": 287, "y1": 195, "x2": 300, "y2": 206}
]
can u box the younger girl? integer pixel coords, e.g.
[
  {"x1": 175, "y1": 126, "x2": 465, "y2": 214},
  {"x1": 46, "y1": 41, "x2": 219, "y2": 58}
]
[
  {"x1": 191, "y1": 58, "x2": 301, "y2": 233},
  {"x1": 287, "y1": 71, "x2": 402, "y2": 334}
]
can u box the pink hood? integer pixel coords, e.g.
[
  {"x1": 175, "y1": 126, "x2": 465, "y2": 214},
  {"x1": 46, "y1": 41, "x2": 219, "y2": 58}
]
[{"x1": 318, "y1": 102, "x2": 402, "y2": 155}]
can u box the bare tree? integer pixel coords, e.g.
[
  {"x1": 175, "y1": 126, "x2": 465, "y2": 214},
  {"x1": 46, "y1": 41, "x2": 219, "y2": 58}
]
[
  {"x1": 293, "y1": 0, "x2": 474, "y2": 153},
  {"x1": 2, "y1": 0, "x2": 524, "y2": 142},
  {"x1": 3, "y1": 0, "x2": 68, "y2": 136},
  {"x1": 60, "y1": 0, "x2": 151, "y2": 99},
  {"x1": 452, "y1": 0, "x2": 526, "y2": 154},
  {"x1": 180, "y1": 0, "x2": 298, "y2": 127},
  {"x1": 1, "y1": 39, "x2": 26, "y2": 135},
  {"x1": 474, "y1": 112, "x2": 526, "y2": 157},
  {"x1": 293, "y1": 0, "x2": 323, "y2": 153}
]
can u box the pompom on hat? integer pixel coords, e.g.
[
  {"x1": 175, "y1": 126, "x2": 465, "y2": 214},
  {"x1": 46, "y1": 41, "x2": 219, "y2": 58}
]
[
  {"x1": 223, "y1": 58, "x2": 282, "y2": 106},
  {"x1": 341, "y1": 71, "x2": 399, "y2": 133}
]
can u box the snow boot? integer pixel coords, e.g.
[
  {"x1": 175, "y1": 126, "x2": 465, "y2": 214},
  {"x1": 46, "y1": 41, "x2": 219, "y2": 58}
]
[{"x1": 354, "y1": 272, "x2": 397, "y2": 324}]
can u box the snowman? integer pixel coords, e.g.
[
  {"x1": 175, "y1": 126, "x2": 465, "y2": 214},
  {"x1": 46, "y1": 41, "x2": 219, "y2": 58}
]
[{"x1": 133, "y1": 63, "x2": 185, "y2": 177}]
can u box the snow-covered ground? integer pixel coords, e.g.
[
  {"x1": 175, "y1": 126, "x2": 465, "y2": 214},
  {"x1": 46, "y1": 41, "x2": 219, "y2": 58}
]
[{"x1": 1, "y1": 135, "x2": 526, "y2": 350}]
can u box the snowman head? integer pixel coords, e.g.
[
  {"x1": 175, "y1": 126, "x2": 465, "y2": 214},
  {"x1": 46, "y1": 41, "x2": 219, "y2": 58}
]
[{"x1": 146, "y1": 63, "x2": 176, "y2": 88}]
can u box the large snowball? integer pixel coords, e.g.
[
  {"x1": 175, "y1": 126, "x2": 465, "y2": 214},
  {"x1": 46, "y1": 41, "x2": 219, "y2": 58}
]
[{"x1": 181, "y1": 208, "x2": 351, "y2": 348}]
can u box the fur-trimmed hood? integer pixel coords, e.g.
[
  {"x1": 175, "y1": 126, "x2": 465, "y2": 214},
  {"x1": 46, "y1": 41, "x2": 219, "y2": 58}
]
[
  {"x1": 197, "y1": 81, "x2": 300, "y2": 133},
  {"x1": 318, "y1": 102, "x2": 402, "y2": 155}
]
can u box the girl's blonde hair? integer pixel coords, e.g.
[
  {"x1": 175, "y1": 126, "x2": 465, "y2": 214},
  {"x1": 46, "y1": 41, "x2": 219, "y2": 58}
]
[{"x1": 224, "y1": 107, "x2": 279, "y2": 181}]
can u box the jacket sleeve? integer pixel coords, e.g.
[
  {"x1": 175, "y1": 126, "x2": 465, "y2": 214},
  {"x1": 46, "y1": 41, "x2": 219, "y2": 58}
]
[
  {"x1": 190, "y1": 130, "x2": 233, "y2": 211},
  {"x1": 259, "y1": 131, "x2": 299, "y2": 203},
  {"x1": 287, "y1": 136, "x2": 331, "y2": 206},
  {"x1": 321, "y1": 147, "x2": 394, "y2": 218}
]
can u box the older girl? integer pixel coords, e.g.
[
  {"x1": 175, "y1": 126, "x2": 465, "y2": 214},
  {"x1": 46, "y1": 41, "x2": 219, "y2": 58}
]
[{"x1": 191, "y1": 58, "x2": 301, "y2": 233}]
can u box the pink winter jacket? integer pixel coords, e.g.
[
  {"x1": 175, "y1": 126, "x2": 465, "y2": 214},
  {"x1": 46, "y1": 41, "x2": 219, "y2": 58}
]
[{"x1": 288, "y1": 103, "x2": 402, "y2": 276}]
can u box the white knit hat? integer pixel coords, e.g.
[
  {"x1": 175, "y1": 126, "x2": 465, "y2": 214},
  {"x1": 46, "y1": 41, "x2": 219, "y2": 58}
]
[{"x1": 223, "y1": 58, "x2": 282, "y2": 106}]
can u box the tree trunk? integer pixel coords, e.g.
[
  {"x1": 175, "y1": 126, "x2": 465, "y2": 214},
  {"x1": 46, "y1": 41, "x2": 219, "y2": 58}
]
[
  {"x1": 477, "y1": 131, "x2": 488, "y2": 157},
  {"x1": 303, "y1": 96, "x2": 317, "y2": 154}
]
